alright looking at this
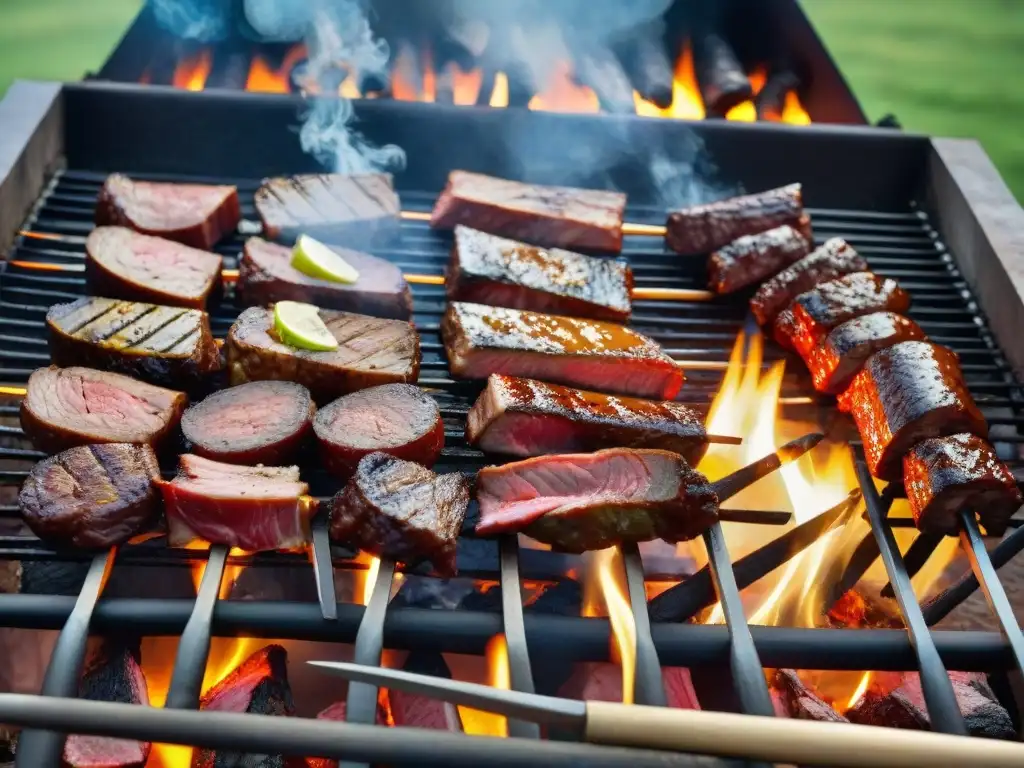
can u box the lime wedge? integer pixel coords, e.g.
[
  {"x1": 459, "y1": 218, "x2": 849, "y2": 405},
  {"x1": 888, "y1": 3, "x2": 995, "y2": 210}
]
[
  {"x1": 291, "y1": 234, "x2": 360, "y2": 284},
  {"x1": 273, "y1": 301, "x2": 338, "y2": 351}
]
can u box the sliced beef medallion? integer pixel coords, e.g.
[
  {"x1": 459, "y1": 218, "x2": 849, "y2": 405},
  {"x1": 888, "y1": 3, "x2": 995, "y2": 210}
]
[
  {"x1": 47, "y1": 297, "x2": 222, "y2": 391},
  {"x1": 466, "y1": 374, "x2": 709, "y2": 464},
  {"x1": 707, "y1": 223, "x2": 811, "y2": 295},
  {"x1": 838, "y1": 341, "x2": 988, "y2": 480},
  {"x1": 329, "y1": 452, "x2": 470, "y2": 576},
  {"x1": 903, "y1": 433, "x2": 1022, "y2": 537},
  {"x1": 95, "y1": 173, "x2": 240, "y2": 250},
  {"x1": 21, "y1": 366, "x2": 187, "y2": 454},
  {"x1": 181, "y1": 381, "x2": 315, "y2": 465},
  {"x1": 804, "y1": 312, "x2": 926, "y2": 395},
  {"x1": 773, "y1": 272, "x2": 911, "y2": 355},
  {"x1": 86, "y1": 226, "x2": 223, "y2": 309},
  {"x1": 158, "y1": 454, "x2": 315, "y2": 551},
  {"x1": 238, "y1": 237, "x2": 412, "y2": 320},
  {"x1": 446, "y1": 226, "x2": 633, "y2": 322},
  {"x1": 314, "y1": 384, "x2": 443, "y2": 479},
  {"x1": 475, "y1": 448, "x2": 719, "y2": 552},
  {"x1": 227, "y1": 305, "x2": 420, "y2": 404},
  {"x1": 19, "y1": 443, "x2": 161, "y2": 549},
  {"x1": 442, "y1": 302, "x2": 683, "y2": 400},
  {"x1": 750, "y1": 238, "x2": 868, "y2": 326},
  {"x1": 430, "y1": 171, "x2": 627, "y2": 252}
]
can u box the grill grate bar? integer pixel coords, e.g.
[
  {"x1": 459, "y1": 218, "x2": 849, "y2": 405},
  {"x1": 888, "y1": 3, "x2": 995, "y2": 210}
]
[
  {"x1": 345, "y1": 558, "x2": 396, "y2": 740},
  {"x1": 498, "y1": 536, "x2": 540, "y2": 739},
  {"x1": 622, "y1": 544, "x2": 667, "y2": 707}
]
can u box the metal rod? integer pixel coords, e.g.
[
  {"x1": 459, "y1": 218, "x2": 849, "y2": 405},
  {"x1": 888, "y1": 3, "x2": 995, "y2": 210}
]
[
  {"x1": 621, "y1": 543, "x2": 667, "y2": 707},
  {"x1": 310, "y1": 515, "x2": 338, "y2": 620},
  {"x1": 710, "y1": 432, "x2": 824, "y2": 503},
  {"x1": 879, "y1": 532, "x2": 944, "y2": 599},
  {"x1": 498, "y1": 536, "x2": 540, "y2": 739}
]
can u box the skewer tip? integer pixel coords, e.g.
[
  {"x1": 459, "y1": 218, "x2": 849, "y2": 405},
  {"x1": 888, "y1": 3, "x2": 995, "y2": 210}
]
[{"x1": 776, "y1": 432, "x2": 825, "y2": 464}]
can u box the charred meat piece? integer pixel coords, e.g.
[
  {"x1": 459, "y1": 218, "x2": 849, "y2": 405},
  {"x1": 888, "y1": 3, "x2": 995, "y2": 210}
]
[
  {"x1": 475, "y1": 448, "x2": 719, "y2": 552},
  {"x1": 665, "y1": 184, "x2": 810, "y2": 256},
  {"x1": 238, "y1": 237, "x2": 412, "y2": 320},
  {"x1": 21, "y1": 366, "x2": 186, "y2": 454},
  {"x1": 96, "y1": 173, "x2": 240, "y2": 250},
  {"x1": 255, "y1": 173, "x2": 401, "y2": 246},
  {"x1": 430, "y1": 171, "x2": 627, "y2": 252},
  {"x1": 19, "y1": 443, "x2": 160, "y2": 549},
  {"x1": 903, "y1": 433, "x2": 1021, "y2": 537},
  {"x1": 314, "y1": 384, "x2": 444, "y2": 480},
  {"x1": 707, "y1": 224, "x2": 812, "y2": 294},
  {"x1": 47, "y1": 297, "x2": 222, "y2": 391},
  {"x1": 773, "y1": 272, "x2": 911, "y2": 354},
  {"x1": 182, "y1": 381, "x2": 315, "y2": 465},
  {"x1": 466, "y1": 374, "x2": 709, "y2": 464},
  {"x1": 388, "y1": 653, "x2": 465, "y2": 732},
  {"x1": 227, "y1": 306, "x2": 420, "y2": 404},
  {"x1": 771, "y1": 670, "x2": 847, "y2": 723},
  {"x1": 158, "y1": 454, "x2": 315, "y2": 551},
  {"x1": 63, "y1": 644, "x2": 151, "y2": 768},
  {"x1": 329, "y1": 452, "x2": 470, "y2": 576},
  {"x1": 750, "y1": 238, "x2": 868, "y2": 326},
  {"x1": 86, "y1": 227, "x2": 223, "y2": 309},
  {"x1": 805, "y1": 312, "x2": 926, "y2": 395},
  {"x1": 442, "y1": 302, "x2": 683, "y2": 400},
  {"x1": 838, "y1": 342, "x2": 988, "y2": 480},
  {"x1": 447, "y1": 226, "x2": 633, "y2": 322}
]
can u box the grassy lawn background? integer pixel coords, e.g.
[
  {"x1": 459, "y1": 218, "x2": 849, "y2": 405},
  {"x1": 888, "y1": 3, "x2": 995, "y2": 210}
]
[{"x1": 0, "y1": 0, "x2": 1021, "y2": 201}]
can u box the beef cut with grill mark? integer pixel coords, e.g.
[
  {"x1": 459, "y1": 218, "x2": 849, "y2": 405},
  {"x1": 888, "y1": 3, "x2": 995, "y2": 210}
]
[
  {"x1": 430, "y1": 171, "x2": 627, "y2": 252},
  {"x1": 665, "y1": 184, "x2": 810, "y2": 256},
  {"x1": 442, "y1": 302, "x2": 683, "y2": 400},
  {"x1": 86, "y1": 227, "x2": 223, "y2": 309},
  {"x1": 95, "y1": 174, "x2": 240, "y2": 250},
  {"x1": 475, "y1": 448, "x2": 719, "y2": 552},
  {"x1": 838, "y1": 341, "x2": 988, "y2": 480},
  {"x1": 47, "y1": 297, "x2": 222, "y2": 391},
  {"x1": 750, "y1": 238, "x2": 868, "y2": 326},
  {"x1": 446, "y1": 226, "x2": 633, "y2": 322},
  {"x1": 313, "y1": 384, "x2": 444, "y2": 480},
  {"x1": 707, "y1": 223, "x2": 812, "y2": 294},
  {"x1": 903, "y1": 433, "x2": 1022, "y2": 537},
  {"x1": 158, "y1": 454, "x2": 315, "y2": 551},
  {"x1": 19, "y1": 443, "x2": 161, "y2": 549},
  {"x1": 181, "y1": 381, "x2": 315, "y2": 465},
  {"x1": 255, "y1": 173, "x2": 401, "y2": 246},
  {"x1": 329, "y1": 452, "x2": 470, "y2": 576},
  {"x1": 227, "y1": 305, "x2": 420, "y2": 404},
  {"x1": 238, "y1": 237, "x2": 412, "y2": 320},
  {"x1": 466, "y1": 374, "x2": 709, "y2": 464},
  {"x1": 21, "y1": 366, "x2": 187, "y2": 454}
]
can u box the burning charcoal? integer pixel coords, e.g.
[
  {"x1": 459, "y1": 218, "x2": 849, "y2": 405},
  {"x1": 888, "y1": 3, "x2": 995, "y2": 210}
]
[
  {"x1": 691, "y1": 32, "x2": 752, "y2": 117},
  {"x1": 755, "y1": 70, "x2": 802, "y2": 122},
  {"x1": 826, "y1": 588, "x2": 903, "y2": 630},
  {"x1": 303, "y1": 702, "x2": 386, "y2": 768},
  {"x1": 558, "y1": 662, "x2": 699, "y2": 709},
  {"x1": 387, "y1": 652, "x2": 463, "y2": 731},
  {"x1": 771, "y1": 670, "x2": 847, "y2": 723},
  {"x1": 616, "y1": 20, "x2": 674, "y2": 108}
]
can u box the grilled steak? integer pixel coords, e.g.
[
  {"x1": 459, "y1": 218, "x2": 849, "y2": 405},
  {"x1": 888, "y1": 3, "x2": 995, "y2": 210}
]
[
  {"x1": 19, "y1": 443, "x2": 160, "y2": 549},
  {"x1": 475, "y1": 448, "x2": 719, "y2": 552},
  {"x1": 227, "y1": 305, "x2": 420, "y2": 404},
  {"x1": 804, "y1": 312, "x2": 926, "y2": 395},
  {"x1": 47, "y1": 297, "x2": 222, "y2": 391},
  {"x1": 466, "y1": 374, "x2": 709, "y2": 464},
  {"x1": 903, "y1": 433, "x2": 1022, "y2": 537},
  {"x1": 750, "y1": 238, "x2": 868, "y2": 326},
  {"x1": 21, "y1": 366, "x2": 186, "y2": 453},
  {"x1": 665, "y1": 184, "x2": 810, "y2": 256},
  {"x1": 63, "y1": 644, "x2": 151, "y2": 768},
  {"x1": 86, "y1": 227, "x2": 223, "y2": 309},
  {"x1": 96, "y1": 173, "x2": 240, "y2": 250},
  {"x1": 182, "y1": 381, "x2": 315, "y2": 465},
  {"x1": 329, "y1": 452, "x2": 470, "y2": 576},
  {"x1": 838, "y1": 342, "x2": 988, "y2": 480},
  {"x1": 158, "y1": 454, "x2": 315, "y2": 551},
  {"x1": 430, "y1": 171, "x2": 627, "y2": 252},
  {"x1": 238, "y1": 237, "x2": 412, "y2": 320},
  {"x1": 314, "y1": 384, "x2": 444, "y2": 479},
  {"x1": 773, "y1": 272, "x2": 911, "y2": 354},
  {"x1": 707, "y1": 224, "x2": 812, "y2": 294},
  {"x1": 254, "y1": 173, "x2": 401, "y2": 246},
  {"x1": 442, "y1": 302, "x2": 683, "y2": 400},
  {"x1": 446, "y1": 226, "x2": 632, "y2": 322}
]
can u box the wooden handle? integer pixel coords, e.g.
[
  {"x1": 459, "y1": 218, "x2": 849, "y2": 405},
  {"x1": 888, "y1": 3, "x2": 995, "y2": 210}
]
[{"x1": 584, "y1": 701, "x2": 1024, "y2": 768}]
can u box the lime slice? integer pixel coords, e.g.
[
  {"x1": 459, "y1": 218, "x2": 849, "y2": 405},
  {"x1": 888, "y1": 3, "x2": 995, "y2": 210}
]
[
  {"x1": 291, "y1": 234, "x2": 360, "y2": 284},
  {"x1": 273, "y1": 301, "x2": 338, "y2": 351}
]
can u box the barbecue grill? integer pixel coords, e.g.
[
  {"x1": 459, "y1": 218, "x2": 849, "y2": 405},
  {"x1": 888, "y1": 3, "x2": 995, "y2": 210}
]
[{"x1": 0, "y1": 80, "x2": 1023, "y2": 766}]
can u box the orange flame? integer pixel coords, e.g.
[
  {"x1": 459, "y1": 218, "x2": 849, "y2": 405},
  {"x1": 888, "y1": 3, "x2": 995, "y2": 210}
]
[
  {"x1": 527, "y1": 61, "x2": 600, "y2": 114},
  {"x1": 172, "y1": 50, "x2": 212, "y2": 91},
  {"x1": 246, "y1": 45, "x2": 308, "y2": 93},
  {"x1": 846, "y1": 671, "x2": 872, "y2": 711},
  {"x1": 633, "y1": 43, "x2": 704, "y2": 120},
  {"x1": 582, "y1": 548, "x2": 636, "y2": 704},
  {"x1": 458, "y1": 635, "x2": 511, "y2": 736}
]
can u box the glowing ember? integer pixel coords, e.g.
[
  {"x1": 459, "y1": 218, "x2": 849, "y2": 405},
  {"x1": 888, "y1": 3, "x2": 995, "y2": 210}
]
[
  {"x1": 172, "y1": 50, "x2": 212, "y2": 92},
  {"x1": 582, "y1": 548, "x2": 637, "y2": 704},
  {"x1": 458, "y1": 635, "x2": 511, "y2": 736}
]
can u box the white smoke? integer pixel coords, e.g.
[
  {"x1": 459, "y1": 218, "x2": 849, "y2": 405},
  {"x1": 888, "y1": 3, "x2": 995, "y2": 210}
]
[{"x1": 151, "y1": 0, "x2": 231, "y2": 42}]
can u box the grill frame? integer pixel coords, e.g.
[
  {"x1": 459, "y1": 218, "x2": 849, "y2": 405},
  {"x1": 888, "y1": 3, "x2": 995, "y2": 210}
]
[{"x1": 0, "y1": 80, "x2": 1023, "y2": 764}]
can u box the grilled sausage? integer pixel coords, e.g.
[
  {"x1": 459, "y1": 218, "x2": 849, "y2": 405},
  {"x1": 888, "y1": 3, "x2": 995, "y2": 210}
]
[{"x1": 707, "y1": 224, "x2": 812, "y2": 294}]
